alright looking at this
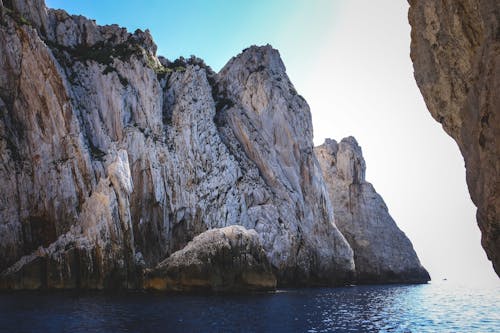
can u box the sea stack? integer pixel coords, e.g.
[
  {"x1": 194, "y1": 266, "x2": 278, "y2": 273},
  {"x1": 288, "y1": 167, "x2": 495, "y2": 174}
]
[{"x1": 315, "y1": 137, "x2": 430, "y2": 283}]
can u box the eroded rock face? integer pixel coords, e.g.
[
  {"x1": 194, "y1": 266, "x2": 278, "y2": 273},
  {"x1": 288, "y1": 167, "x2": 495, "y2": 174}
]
[
  {"x1": 0, "y1": 151, "x2": 139, "y2": 290},
  {"x1": 145, "y1": 225, "x2": 276, "y2": 292},
  {"x1": 216, "y1": 46, "x2": 355, "y2": 285},
  {"x1": 315, "y1": 138, "x2": 430, "y2": 283},
  {"x1": 0, "y1": 0, "x2": 356, "y2": 288},
  {"x1": 408, "y1": 0, "x2": 499, "y2": 276},
  {"x1": 0, "y1": 0, "x2": 431, "y2": 289}
]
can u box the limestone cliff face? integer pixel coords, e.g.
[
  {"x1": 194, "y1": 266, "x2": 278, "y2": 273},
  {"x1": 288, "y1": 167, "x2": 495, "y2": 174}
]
[
  {"x1": 0, "y1": 0, "x2": 356, "y2": 288},
  {"x1": 0, "y1": 0, "x2": 427, "y2": 289},
  {"x1": 408, "y1": 0, "x2": 499, "y2": 276},
  {"x1": 315, "y1": 138, "x2": 430, "y2": 283}
]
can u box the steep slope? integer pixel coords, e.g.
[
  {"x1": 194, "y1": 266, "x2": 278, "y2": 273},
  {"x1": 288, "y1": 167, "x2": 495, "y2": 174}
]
[
  {"x1": 215, "y1": 47, "x2": 355, "y2": 285},
  {"x1": 0, "y1": 0, "x2": 428, "y2": 289},
  {"x1": 0, "y1": 0, "x2": 355, "y2": 288},
  {"x1": 409, "y1": 0, "x2": 499, "y2": 275},
  {"x1": 315, "y1": 138, "x2": 430, "y2": 283}
]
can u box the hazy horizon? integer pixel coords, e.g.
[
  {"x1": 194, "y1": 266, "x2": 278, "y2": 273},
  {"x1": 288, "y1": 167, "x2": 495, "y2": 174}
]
[{"x1": 45, "y1": 0, "x2": 498, "y2": 285}]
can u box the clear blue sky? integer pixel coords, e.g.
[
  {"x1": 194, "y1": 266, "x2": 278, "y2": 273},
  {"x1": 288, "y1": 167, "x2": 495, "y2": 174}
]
[{"x1": 45, "y1": 0, "x2": 498, "y2": 285}]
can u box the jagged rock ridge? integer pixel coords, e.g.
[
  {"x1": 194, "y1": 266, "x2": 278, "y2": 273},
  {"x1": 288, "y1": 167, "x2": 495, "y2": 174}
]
[
  {"x1": 409, "y1": 0, "x2": 499, "y2": 276},
  {"x1": 0, "y1": 0, "x2": 427, "y2": 289}
]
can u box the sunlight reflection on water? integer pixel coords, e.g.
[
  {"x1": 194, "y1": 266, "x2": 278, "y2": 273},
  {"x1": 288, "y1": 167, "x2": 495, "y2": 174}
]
[{"x1": 0, "y1": 282, "x2": 498, "y2": 332}]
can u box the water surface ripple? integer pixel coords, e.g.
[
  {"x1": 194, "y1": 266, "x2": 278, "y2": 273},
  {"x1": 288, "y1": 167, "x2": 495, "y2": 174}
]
[{"x1": 0, "y1": 282, "x2": 498, "y2": 332}]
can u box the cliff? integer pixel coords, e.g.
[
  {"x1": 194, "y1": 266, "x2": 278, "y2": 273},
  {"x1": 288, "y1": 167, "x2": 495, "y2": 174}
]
[
  {"x1": 0, "y1": 0, "x2": 427, "y2": 289},
  {"x1": 409, "y1": 0, "x2": 499, "y2": 276},
  {"x1": 315, "y1": 138, "x2": 429, "y2": 283}
]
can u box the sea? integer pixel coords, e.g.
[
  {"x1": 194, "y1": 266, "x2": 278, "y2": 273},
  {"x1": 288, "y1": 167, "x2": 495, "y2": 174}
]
[{"x1": 0, "y1": 281, "x2": 498, "y2": 333}]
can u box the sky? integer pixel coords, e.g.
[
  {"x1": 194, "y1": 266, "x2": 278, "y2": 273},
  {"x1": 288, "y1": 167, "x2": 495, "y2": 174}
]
[{"x1": 46, "y1": 0, "x2": 498, "y2": 285}]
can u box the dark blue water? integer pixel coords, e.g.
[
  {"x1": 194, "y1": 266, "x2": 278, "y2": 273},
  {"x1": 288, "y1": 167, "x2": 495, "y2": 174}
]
[{"x1": 0, "y1": 282, "x2": 498, "y2": 332}]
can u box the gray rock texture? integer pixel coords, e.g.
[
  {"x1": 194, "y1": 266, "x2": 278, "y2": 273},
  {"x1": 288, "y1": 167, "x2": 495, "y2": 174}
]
[
  {"x1": 0, "y1": 0, "x2": 427, "y2": 289},
  {"x1": 0, "y1": 0, "x2": 355, "y2": 288},
  {"x1": 215, "y1": 46, "x2": 355, "y2": 285},
  {"x1": 145, "y1": 225, "x2": 276, "y2": 292},
  {"x1": 409, "y1": 0, "x2": 499, "y2": 276},
  {"x1": 315, "y1": 138, "x2": 430, "y2": 283}
]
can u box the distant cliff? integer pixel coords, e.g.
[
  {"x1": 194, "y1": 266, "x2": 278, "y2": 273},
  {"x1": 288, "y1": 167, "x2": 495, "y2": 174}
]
[
  {"x1": 0, "y1": 0, "x2": 428, "y2": 290},
  {"x1": 316, "y1": 138, "x2": 429, "y2": 283},
  {"x1": 409, "y1": 0, "x2": 499, "y2": 276}
]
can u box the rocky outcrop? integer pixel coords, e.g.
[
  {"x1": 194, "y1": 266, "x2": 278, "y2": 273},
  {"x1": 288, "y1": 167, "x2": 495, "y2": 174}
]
[
  {"x1": 144, "y1": 226, "x2": 276, "y2": 292},
  {"x1": 408, "y1": 0, "x2": 499, "y2": 276},
  {"x1": 315, "y1": 138, "x2": 430, "y2": 283},
  {"x1": 0, "y1": 0, "x2": 356, "y2": 289},
  {"x1": 0, "y1": 0, "x2": 427, "y2": 290}
]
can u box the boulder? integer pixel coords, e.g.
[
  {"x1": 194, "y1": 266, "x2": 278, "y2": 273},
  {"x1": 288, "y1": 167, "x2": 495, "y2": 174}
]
[{"x1": 145, "y1": 226, "x2": 277, "y2": 292}]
